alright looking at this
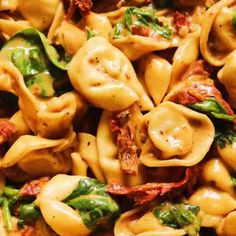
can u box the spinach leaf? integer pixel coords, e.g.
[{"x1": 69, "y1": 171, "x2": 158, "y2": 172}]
[
  {"x1": 2, "y1": 196, "x2": 12, "y2": 231},
  {"x1": 113, "y1": 23, "x2": 124, "y2": 39},
  {"x1": 64, "y1": 178, "x2": 107, "y2": 202},
  {"x1": 3, "y1": 186, "x2": 20, "y2": 198},
  {"x1": 0, "y1": 185, "x2": 41, "y2": 229},
  {"x1": 11, "y1": 47, "x2": 46, "y2": 77},
  {"x1": 18, "y1": 203, "x2": 41, "y2": 227},
  {"x1": 67, "y1": 197, "x2": 120, "y2": 229},
  {"x1": 190, "y1": 98, "x2": 236, "y2": 122},
  {"x1": 113, "y1": 7, "x2": 172, "y2": 39},
  {"x1": 214, "y1": 126, "x2": 236, "y2": 148},
  {"x1": 86, "y1": 27, "x2": 96, "y2": 40},
  {"x1": 232, "y1": 9, "x2": 236, "y2": 30},
  {"x1": 3, "y1": 28, "x2": 71, "y2": 70},
  {"x1": 25, "y1": 72, "x2": 55, "y2": 97},
  {"x1": 2, "y1": 186, "x2": 21, "y2": 210},
  {"x1": 153, "y1": 202, "x2": 201, "y2": 236},
  {"x1": 63, "y1": 178, "x2": 120, "y2": 230},
  {"x1": 1, "y1": 186, "x2": 20, "y2": 231},
  {"x1": 0, "y1": 28, "x2": 72, "y2": 98},
  {"x1": 232, "y1": 176, "x2": 236, "y2": 189}
]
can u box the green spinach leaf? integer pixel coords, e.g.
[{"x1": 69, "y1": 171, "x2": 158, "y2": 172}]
[
  {"x1": 153, "y1": 202, "x2": 201, "y2": 236},
  {"x1": 0, "y1": 185, "x2": 41, "y2": 229},
  {"x1": 214, "y1": 126, "x2": 236, "y2": 148},
  {"x1": 232, "y1": 9, "x2": 236, "y2": 30},
  {"x1": 18, "y1": 203, "x2": 41, "y2": 227},
  {"x1": 0, "y1": 28, "x2": 72, "y2": 98},
  {"x1": 190, "y1": 98, "x2": 236, "y2": 122},
  {"x1": 232, "y1": 176, "x2": 236, "y2": 189},
  {"x1": 113, "y1": 7, "x2": 172, "y2": 39},
  {"x1": 11, "y1": 47, "x2": 46, "y2": 77},
  {"x1": 86, "y1": 27, "x2": 96, "y2": 40},
  {"x1": 2, "y1": 196, "x2": 12, "y2": 231},
  {"x1": 63, "y1": 178, "x2": 120, "y2": 230},
  {"x1": 64, "y1": 178, "x2": 107, "y2": 202},
  {"x1": 3, "y1": 28, "x2": 71, "y2": 70}
]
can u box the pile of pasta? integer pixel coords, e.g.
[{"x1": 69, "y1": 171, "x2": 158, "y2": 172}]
[{"x1": 0, "y1": 0, "x2": 236, "y2": 235}]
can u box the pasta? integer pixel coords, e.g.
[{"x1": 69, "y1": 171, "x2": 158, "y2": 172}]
[
  {"x1": 0, "y1": 0, "x2": 236, "y2": 235},
  {"x1": 139, "y1": 102, "x2": 215, "y2": 167}
]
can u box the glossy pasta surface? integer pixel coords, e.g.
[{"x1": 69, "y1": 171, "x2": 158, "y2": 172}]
[{"x1": 0, "y1": 0, "x2": 235, "y2": 236}]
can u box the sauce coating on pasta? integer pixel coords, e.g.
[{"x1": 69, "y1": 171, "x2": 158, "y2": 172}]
[{"x1": 0, "y1": 0, "x2": 235, "y2": 235}]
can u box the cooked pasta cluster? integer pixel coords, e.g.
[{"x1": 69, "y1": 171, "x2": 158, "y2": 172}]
[{"x1": 0, "y1": 0, "x2": 236, "y2": 235}]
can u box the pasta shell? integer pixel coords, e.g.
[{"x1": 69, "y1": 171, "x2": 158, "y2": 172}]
[
  {"x1": 202, "y1": 158, "x2": 235, "y2": 196},
  {"x1": 17, "y1": 0, "x2": 60, "y2": 31},
  {"x1": 0, "y1": 62, "x2": 78, "y2": 139},
  {"x1": 0, "y1": 134, "x2": 73, "y2": 177},
  {"x1": 79, "y1": 12, "x2": 113, "y2": 40},
  {"x1": 218, "y1": 50, "x2": 236, "y2": 109},
  {"x1": 77, "y1": 133, "x2": 106, "y2": 182},
  {"x1": 217, "y1": 142, "x2": 236, "y2": 171},
  {"x1": 68, "y1": 36, "x2": 153, "y2": 111},
  {"x1": 0, "y1": 16, "x2": 30, "y2": 40},
  {"x1": 139, "y1": 102, "x2": 214, "y2": 167},
  {"x1": 169, "y1": 28, "x2": 200, "y2": 90},
  {"x1": 0, "y1": 0, "x2": 17, "y2": 11},
  {"x1": 36, "y1": 175, "x2": 92, "y2": 236},
  {"x1": 200, "y1": 0, "x2": 236, "y2": 66},
  {"x1": 218, "y1": 211, "x2": 236, "y2": 236},
  {"x1": 137, "y1": 54, "x2": 172, "y2": 105},
  {"x1": 189, "y1": 187, "x2": 236, "y2": 216},
  {"x1": 8, "y1": 111, "x2": 31, "y2": 144},
  {"x1": 97, "y1": 109, "x2": 145, "y2": 186},
  {"x1": 110, "y1": 35, "x2": 171, "y2": 61},
  {"x1": 48, "y1": 2, "x2": 86, "y2": 55}
]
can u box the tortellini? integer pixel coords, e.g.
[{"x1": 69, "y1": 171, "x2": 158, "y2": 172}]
[
  {"x1": 0, "y1": 0, "x2": 17, "y2": 11},
  {"x1": 17, "y1": 0, "x2": 60, "y2": 31},
  {"x1": 0, "y1": 15, "x2": 30, "y2": 40},
  {"x1": 139, "y1": 102, "x2": 214, "y2": 167},
  {"x1": 79, "y1": 11, "x2": 113, "y2": 40},
  {"x1": 76, "y1": 132, "x2": 106, "y2": 182},
  {"x1": 48, "y1": 2, "x2": 86, "y2": 56},
  {"x1": 170, "y1": 29, "x2": 200, "y2": 90},
  {"x1": 189, "y1": 186, "x2": 236, "y2": 230},
  {"x1": 48, "y1": 3, "x2": 112, "y2": 56},
  {"x1": 137, "y1": 53, "x2": 172, "y2": 105},
  {"x1": 109, "y1": 7, "x2": 175, "y2": 61},
  {"x1": 200, "y1": 0, "x2": 236, "y2": 66},
  {"x1": 110, "y1": 34, "x2": 172, "y2": 61},
  {"x1": 36, "y1": 175, "x2": 120, "y2": 236},
  {"x1": 0, "y1": 62, "x2": 80, "y2": 139},
  {"x1": 8, "y1": 111, "x2": 31, "y2": 143},
  {"x1": 114, "y1": 202, "x2": 201, "y2": 236},
  {"x1": 68, "y1": 36, "x2": 153, "y2": 111},
  {"x1": 0, "y1": 134, "x2": 74, "y2": 178},
  {"x1": 115, "y1": 209, "x2": 186, "y2": 236},
  {"x1": 202, "y1": 158, "x2": 235, "y2": 196},
  {"x1": 217, "y1": 141, "x2": 236, "y2": 171},
  {"x1": 218, "y1": 210, "x2": 236, "y2": 236},
  {"x1": 97, "y1": 106, "x2": 145, "y2": 185},
  {"x1": 218, "y1": 50, "x2": 236, "y2": 109}
]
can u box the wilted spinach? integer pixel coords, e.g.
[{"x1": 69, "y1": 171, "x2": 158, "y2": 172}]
[
  {"x1": 190, "y1": 98, "x2": 236, "y2": 122},
  {"x1": 153, "y1": 202, "x2": 201, "y2": 236},
  {"x1": 113, "y1": 7, "x2": 172, "y2": 39},
  {"x1": 64, "y1": 178, "x2": 120, "y2": 231}
]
